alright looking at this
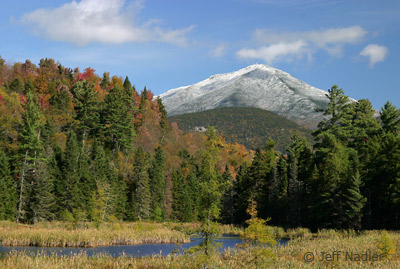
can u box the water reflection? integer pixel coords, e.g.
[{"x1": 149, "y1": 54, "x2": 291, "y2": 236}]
[{"x1": 0, "y1": 235, "x2": 289, "y2": 257}]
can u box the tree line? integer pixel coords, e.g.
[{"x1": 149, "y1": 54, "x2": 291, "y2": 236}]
[
  {"x1": 0, "y1": 57, "x2": 399, "y2": 230},
  {"x1": 223, "y1": 86, "x2": 399, "y2": 230}
]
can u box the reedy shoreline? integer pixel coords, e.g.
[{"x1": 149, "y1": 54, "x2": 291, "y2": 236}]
[
  {"x1": 0, "y1": 221, "x2": 190, "y2": 247},
  {"x1": 0, "y1": 230, "x2": 399, "y2": 268}
]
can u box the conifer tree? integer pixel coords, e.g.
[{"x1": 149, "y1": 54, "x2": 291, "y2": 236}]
[
  {"x1": 70, "y1": 80, "x2": 99, "y2": 148},
  {"x1": 100, "y1": 72, "x2": 111, "y2": 90},
  {"x1": 9, "y1": 78, "x2": 24, "y2": 93},
  {"x1": 0, "y1": 148, "x2": 17, "y2": 220},
  {"x1": 232, "y1": 163, "x2": 251, "y2": 224},
  {"x1": 156, "y1": 97, "x2": 168, "y2": 130},
  {"x1": 172, "y1": 169, "x2": 190, "y2": 221},
  {"x1": 313, "y1": 85, "x2": 352, "y2": 146},
  {"x1": 149, "y1": 146, "x2": 166, "y2": 221},
  {"x1": 380, "y1": 101, "x2": 400, "y2": 134},
  {"x1": 220, "y1": 165, "x2": 236, "y2": 224},
  {"x1": 342, "y1": 170, "x2": 366, "y2": 229},
  {"x1": 131, "y1": 147, "x2": 151, "y2": 220},
  {"x1": 31, "y1": 160, "x2": 55, "y2": 222},
  {"x1": 17, "y1": 82, "x2": 44, "y2": 222},
  {"x1": 370, "y1": 132, "x2": 400, "y2": 229},
  {"x1": 311, "y1": 134, "x2": 365, "y2": 229},
  {"x1": 90, "y1": 141, "x2": 120, "y2": 224},
  {"x1": 102, "y1": 85, "x2": 134, "y2": 153},
  {"x1": 286, "y1": 133, "x2": 312, "y2": 227},
  {"x1": 57, "y1": 130, "x2": 82, "y2": 214}
]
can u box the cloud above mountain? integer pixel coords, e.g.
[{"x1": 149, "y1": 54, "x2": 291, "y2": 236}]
[
  {"x1": 19, "y1": 0, "x2": 194, "y2": 46},
  {"x1": 237, "y1": 26, "x2": 367, "y2": 63},
  {"x1": 360, "y1": 44, "x2": 388, "y2": 67}
]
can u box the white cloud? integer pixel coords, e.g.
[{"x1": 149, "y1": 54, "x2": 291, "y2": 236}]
[
  {"x1": 210, "y1": 44, "x2": 228, "y2": 58},
  {"x1": 360, "y1": 44, "x2": 388, "y2": 67},
  {"x1": 19, "y1": 0, "x2": 193, "y2": 46},
  {"x1": 237, "y1": 41, "x2": 306, "y2": 63},
  {"x1": 238, "y1": 26, "x2": 367, "y2": 63}
]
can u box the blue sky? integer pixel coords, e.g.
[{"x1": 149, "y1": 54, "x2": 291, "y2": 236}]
[{"x1": 1, "y1": 0, "x2": 399, "y2": 108}]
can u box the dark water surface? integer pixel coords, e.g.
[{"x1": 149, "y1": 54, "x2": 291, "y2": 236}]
[{"x1": 0, "y1": 235, "x2": 289, "y2": 257}]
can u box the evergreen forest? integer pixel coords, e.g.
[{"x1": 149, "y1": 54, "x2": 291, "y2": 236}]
[
  {"x1": 168, "y1": 106, "x2": 313, "y2": 151},
  {"x1": 0, "y1": 57, "x2": 399, "y2": 231}
]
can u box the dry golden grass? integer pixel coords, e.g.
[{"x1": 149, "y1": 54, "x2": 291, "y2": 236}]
[
  {"x1": 0, "y1": 221, "x2": 189, "y2": 247},
  {"x1": 0, "y1": 228, "x2": 398, "y2": 268}
]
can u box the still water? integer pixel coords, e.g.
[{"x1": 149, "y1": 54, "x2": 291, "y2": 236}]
[{"x1": 0, "y1": 235, "x2": 288, "y2": 257}]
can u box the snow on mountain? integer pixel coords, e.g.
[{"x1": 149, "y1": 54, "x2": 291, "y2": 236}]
[{"x1": 159, "y1": 64, "x2": 342, "y2": 129}]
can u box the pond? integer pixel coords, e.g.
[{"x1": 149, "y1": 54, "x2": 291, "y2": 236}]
[{"x1": 0, "y1": 235, "x2": 289, "y2": 257}]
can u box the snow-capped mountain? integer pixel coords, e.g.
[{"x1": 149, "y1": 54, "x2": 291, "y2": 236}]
[{"x1": 160, "y1": 64, "x2": 338, "y2": 129}]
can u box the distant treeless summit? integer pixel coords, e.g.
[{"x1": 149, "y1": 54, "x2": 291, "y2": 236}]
[{"x1": 160, "y1": 64, "x2": 356, "y2": 129}]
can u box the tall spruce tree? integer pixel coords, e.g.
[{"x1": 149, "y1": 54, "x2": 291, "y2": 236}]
[
  {"x1": 342, "y1": 169, "x2": 366, "y2": 230},
  {"x1": 313, "y1": 85, "x2": 352, "y2": 147},
  {"x1": 70, "y1": 80, "x2": 99, "y2": 148},
  {"x1": 286, "y1": 133, "x2": 312, "y2": 227},
  {"x1": 156, "y1": 97, "x2": 168, "y2": 130},
  {"x1": 0, "y1": 148, "x2": 17, "y2": 220},
  {"x1": 171, "y1": 168, "x2": 194, "y2": 222},
  {"x1": 130, "y1": 147, "x2": 151, "y2": 220},
  {"x1": 220, "y1": 165, "x2": 236, "y2": 224},
  {"x1": 311, "y1": 134, "x2": 365, "y2": 229},
  {"x1": 57, "y1": 130, "x2": 82, "y2": 214},
  {"x1": 102, "y1": 85, "x2": 134, "y2": 153},
  {"x1": 31, "y1": 160, "x2": 55, "y2": 222},
  {"x1": 17, "y1": 82, "x2": 44, "y2": 223},
  {"x1": 380, "y1": 101, "x2": 400, "y2": 134},
  {"x1": 148, "y1": 146, "x2": 166, "y2": 221}
]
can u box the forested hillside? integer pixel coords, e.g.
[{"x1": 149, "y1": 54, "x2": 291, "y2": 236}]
[
  {"x1": 168, "y1": 107, "x2": 313, "y2": 151},
  {"x1": 0, "y1": 57, "x2": 250, "y2": 224},
  {"x1": 0, "y1": 57, "x2": 399, "y2": 230}
]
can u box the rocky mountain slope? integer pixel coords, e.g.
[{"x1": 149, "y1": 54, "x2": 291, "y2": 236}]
[{"x1": 160, "y1": 64, "x2": 345, "y2": 129}]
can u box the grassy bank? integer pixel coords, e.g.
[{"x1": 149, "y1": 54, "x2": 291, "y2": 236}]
[
  {"x1": 0, "y1": 221, "x2": 190, "y2": 247},
  {"x1": 0, "y1": 229, "x2": 398, "y2": 268},
  {"x1": 0, "y1": 221, "x2": 245, "y2": 247}
]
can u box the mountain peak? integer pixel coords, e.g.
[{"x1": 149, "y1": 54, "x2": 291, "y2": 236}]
[{"x1": 160, "y1": 65, "x2": 335, "y2": 129}]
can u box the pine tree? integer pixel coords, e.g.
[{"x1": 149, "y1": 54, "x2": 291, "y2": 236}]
[
  {"x1": 286, "y1": 133, "x2": 312, "y2": 227},
  {"x1": 313, "y1": 85, "x2": 352, "y2": 147},
  {"x1": 370, "y1": 132, "x2": 400, "y2": 229},
  {"x1": 156, "y1": 97, "x2": 168, "y2": 130},
  {"x1": 287, "y1": 154, "x2": 303, "y2": 227},
  {"x1": 380, "y1": 101, "x2": 400, "y2": 134},
  {"x1": 90, "y1": 141, "x2": 121, "y2": 221},
  {"x1": 49, "y1": 86, "x2": 72, "y2": 112},
  {"x1": 31, "y1": 160, "x2": 55, "y2": 222},
  {"x1": 9, "y1": 78, "x2": 25, "y2": 93},
  {"x1": 342, "y1": 170, "x2": 366, "y2": 229},
  {"x1": 311, "y1": 134, "x2": 365, "y2": 229},
  {"x1": 17, "y1": 83, "x2": 44, "y2": 223},
  {"x1": 100, "y1": 72, "x2": 111, "y2": 90},
  {"x1": 131, "y1": 147, "x2": 151, "y2": 220},
  {"x1": 0, "y1": 148, "x2": 17, "y2": 220},
  {"x1": 57, "y1": 130, "x2": 82, "y2": 214},
  {"x1": 220, "y1": 165, "x2": 236, "y2": 224},
  {"x1": 148, "y1": 146, "x2": 166, "y2": 221},
  {"x1": 70, "y1": 80, "x2": 99, "y2": 148},
  {"x1": 102, "y1": 85, "x2": 134, "y2": 153},
  {"x1": 232, "y1": 163, "x2": 251, "y2": 224},
  {"x1": 171, "y1": 169, "x2": 191, "y2": 221}
]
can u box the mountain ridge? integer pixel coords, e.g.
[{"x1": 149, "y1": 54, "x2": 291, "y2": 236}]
[{"x1": 160, "y1": 64, "x2": 354, "y2": 129}]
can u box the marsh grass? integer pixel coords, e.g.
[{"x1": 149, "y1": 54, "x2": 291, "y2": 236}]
[
  {"x1": 0, "y1": 221, "x2": 189, "y2": 247},
  {"x1": 164, "y1": 222, "x2": 243, "y2": 235},
  {"x1": 0, "y1": 229, "x2": 398, "y2": 268}
]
